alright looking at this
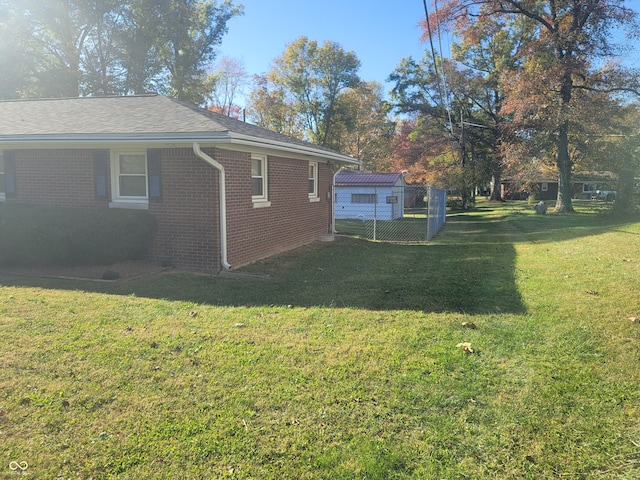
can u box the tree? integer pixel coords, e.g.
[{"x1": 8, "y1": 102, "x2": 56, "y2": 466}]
[
  {"x1": 321, "y1": 81, "x2": 396, "y2": 168},
  {"x1": 118, "y1": 0, "x2": 168, "y2": 95},
  {"x1": 0, "y1": 2, "x2": 40, "y2": 98},
  {"x1": 21, "y1": 0, "x2": 105, "y2": 97},
  {"x1": 433, "y1": 0, "x2": 640, "y2": 212},
  {"x1": 246, "y1": 73, "x2": 305, "y2": 139},
  {"x1": 156, "y1": 0, "x2": 243, "y2": 104},
  {"x1": 269, "y1": 36, "x2": 361, "y2": 146},
  {"x1": 207, "y1": 56, "x2": 249, "y2": 117},
  {"x1": 443, "y1": 14, "x2": 535, "y2": 201},
  {"x1": 80, "y1": 0, "x2": 125, "y2": 96},
  {"x1": 2, "y1": 0, "x2": 243, "y2": 103},
  {"x1": 390, "y1": 54, "x2": 496, "y2": 207},
  {"x1": 573, "y1": 99, "x2": 640, "y2": 214}
]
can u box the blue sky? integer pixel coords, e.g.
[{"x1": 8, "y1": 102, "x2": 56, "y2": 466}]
[
  {"x1": 218, "y1": 0, "x2": 640, "y2": 106},
  {"x1": 218, "y1": 0, "x2": 434, "y2": 102}
]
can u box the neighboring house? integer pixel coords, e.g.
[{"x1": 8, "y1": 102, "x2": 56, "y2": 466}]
[
  {"x1": 501, "y1": 171, "x2": 618, "y2": 201},
  {"x1": 571, "y1": 171, "x2": 618, "y2": 199},
  {"x1": 501, "y1": 176, "x2": 558, "y2": 201},
  {"x1": 0, "y1": 94, "x2": 358, "y2": 272},
  {"x1": 334, "y1": 171, "x2": 405, "y2": 220}
]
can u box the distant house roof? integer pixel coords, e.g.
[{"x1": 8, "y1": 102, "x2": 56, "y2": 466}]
[
  {"x1": 335, "y1": 171, "x2": 404, "y2": 187},
  {"x1": 0, "y1": 94, "x2": 358, "y2": 165}
]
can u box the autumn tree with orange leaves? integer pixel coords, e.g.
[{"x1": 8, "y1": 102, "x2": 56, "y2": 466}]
[
  {"x1": 390, "y1": 9, "x2": 535, "y2": 206},
  {"x1": 429, "y1": 0, "x2": 640, "y2": 212}
]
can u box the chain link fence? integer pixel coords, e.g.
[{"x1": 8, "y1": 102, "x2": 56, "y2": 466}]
[{"x1": 333, "y1": 184, "x2": 447, "y2": 243}]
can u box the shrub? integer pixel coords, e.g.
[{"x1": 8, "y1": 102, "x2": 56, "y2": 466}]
[{"x1": 0, "y1": 204, "x2": 156, "y2": 267}]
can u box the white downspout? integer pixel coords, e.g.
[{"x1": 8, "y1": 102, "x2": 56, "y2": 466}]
[
  {"x1": 331, "y1": 167, "x2": 344, "y2": 234},
  {"x1": 192, "y1": 143, "x2": 232, "y2": 271}
]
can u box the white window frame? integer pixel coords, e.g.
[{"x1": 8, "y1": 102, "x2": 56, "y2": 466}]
[
  {"x1": 0, "y1": 152, "x2": 5, "y2": 201},
  {"x1": 541, "y1": 182, "x2": 548, "y2": 192},
  {"x1": 308, "y1": 161, "x2": 319, "y2": 202},
  {"x1": 251, "y1": 154, "x2": 270, "y2": 208},
  {"x1": 109, "y1": 150, "x2": 149, "y2": 209}
]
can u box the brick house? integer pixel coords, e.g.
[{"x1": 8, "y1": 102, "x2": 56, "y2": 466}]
[{"x1": 0, "y1": 95, "x2": 358, "y2": 272}]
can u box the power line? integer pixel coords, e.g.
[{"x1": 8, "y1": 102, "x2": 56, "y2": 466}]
[
  {"x1": 433, "y1": 0, "x2": 454, "y2": 132},
  {"x1": 422, "y1": 2, "x2": 444, "y2": 108},
  {"x1": 422, "y1": 0, "x2": 453, "y2": 133}
]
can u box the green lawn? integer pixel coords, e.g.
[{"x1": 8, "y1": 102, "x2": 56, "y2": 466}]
[
  {"x1": 335, "y1": 216, "x2": 429, "y2": 242},
  {"x1": 2, "y1": 201, "x2": 640, "y2": 479}
]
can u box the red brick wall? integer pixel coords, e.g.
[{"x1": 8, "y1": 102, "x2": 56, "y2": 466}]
[
  {"x1": 11, "y1": 149, "x2": 108, "y2": 208},
  {"x1": 220, "y1": 152, "x2": 333, "y2": 269},
  {"x1": 4, "y1": 147, "x2": 335, "y2": 272},
  {"x1": 147, "y1": 148, "x2": 220, "y2": 272}
]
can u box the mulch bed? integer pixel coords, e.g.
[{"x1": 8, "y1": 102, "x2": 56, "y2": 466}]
[{"x1": 0, "y1": 260, "x2": 171, "y2": 282}]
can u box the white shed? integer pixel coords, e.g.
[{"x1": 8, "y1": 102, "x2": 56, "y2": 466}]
[{"x1": 334, "y1": 171, "x2": 405, "y2": 220}]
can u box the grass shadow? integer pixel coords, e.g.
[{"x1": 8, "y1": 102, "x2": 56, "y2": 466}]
[
  {"x1": 2, "y1": 200, "x2": 633, "y2": 313},
  {"x1": 0, "y1": 210, "x2": 526, "y2": 314}
]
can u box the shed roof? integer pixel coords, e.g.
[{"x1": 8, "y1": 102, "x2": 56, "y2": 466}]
[
  {"x1": 335, "y1": 171, "x2": 404, "y2": 187},
  {"x1": 0, "y1": 94, "x2": 358, "y2": 164}
]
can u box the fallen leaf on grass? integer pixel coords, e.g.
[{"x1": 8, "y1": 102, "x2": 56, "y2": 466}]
[
  {"x1": 188, "y1": 311, "x2": 198, "y2": 317},
  {"x1": 627, "y1": 317, "x2": 640, "y2": 323},
  {"x1": 456, "y1": 342, "x2": 474, "y2": 354},
  {"x1": 586, "y1": 290, "x2": 599, "y2": 296},
  {"x1": 462, "y1": 322, "x2": 477, "y2": 329}
]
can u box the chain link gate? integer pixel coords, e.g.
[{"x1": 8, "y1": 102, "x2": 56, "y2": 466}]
[{"x1": 333, "y1": 184, "x2": 447, "y2": 243}]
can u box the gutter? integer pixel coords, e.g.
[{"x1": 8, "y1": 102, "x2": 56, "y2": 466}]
[
  {"x1": 331, "y1": 166, "x2": 345, "y2": 234},
  {"x1": 192, "y1": 142, "x2": 232, "y2": 271},
  {"x1": 0, "y1": 133, "x2": 360, "y2": 165},
  {"x1": 224, "y1": 132, "x2": 360, "y2": 165}
]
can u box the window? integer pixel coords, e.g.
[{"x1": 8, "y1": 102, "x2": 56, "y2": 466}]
[
  {"x1": 251, "y1": 154, "x2": 270, "y2": 207},
  {"x1": 541, "y1": 182, "x2": 548, "y2": 192},
  {"x1": 111, "y1": 150, "x2": 148, "y2": 208},
  {"x1": 0, "y1": 152, "x2": 4, "y2": 198},
  {"x1": 352, "y1": 193, "x2": 377, "y2": 204},
  {"x1": 308, "y1": 162, "x2": 318, "y2": 201},
  {"x1": 118, "y1": 154, "x2": 147, "y2": 197}
]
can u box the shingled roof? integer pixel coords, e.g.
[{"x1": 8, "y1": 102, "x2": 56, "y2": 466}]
[
  {"x1": 335, "y1": 171, "x2": 404, "y2": 187},
  {"x1": 0, "y1": 94, "x2": 358, "y2": 165}
]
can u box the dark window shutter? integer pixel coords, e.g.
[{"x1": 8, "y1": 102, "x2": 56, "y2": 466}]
[
  {"x1": 93, "y1": 150, "x2": 110, "y2": 200},
  {"x1": 147, "y1": 149, "x2": 162, "y2": 202},
  {"x1": 4, "y1": 150, "x2": 16, "y2": 198}
]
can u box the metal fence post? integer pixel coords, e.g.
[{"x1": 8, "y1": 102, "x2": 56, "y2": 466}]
[{"x1": 373, "y1": 186, "x2": 377, "y2": 241}]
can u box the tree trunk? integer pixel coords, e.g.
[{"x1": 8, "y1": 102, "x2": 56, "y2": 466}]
[
  {"x1": 613, "y1": 168, "x2": 635, "y2": 215},
  {"x1": 489, "y1": 157, "x2": 503, "y2": 201},
  {"x1": 554, "y1": 121, "x2": 575, "y2": 213}
]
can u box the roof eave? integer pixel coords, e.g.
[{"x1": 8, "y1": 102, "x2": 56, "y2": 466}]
[
  {"x1": 0, "y1": 132, "x2": 360, "y2": 165},
  {"x1": 223, "y1": 133, "x2": 359, "y2": 165},
  {"x1": 0, "y1": 133, "x2": 228, "y2": 148}
]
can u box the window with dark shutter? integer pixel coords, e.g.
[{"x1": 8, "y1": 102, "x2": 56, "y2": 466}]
[
  {"x1": 147, "y1": 149, "x2": 162, "y2": 202},
  {"x1": 93, "y1": 150, "x2": 110, "y2": 200}
]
